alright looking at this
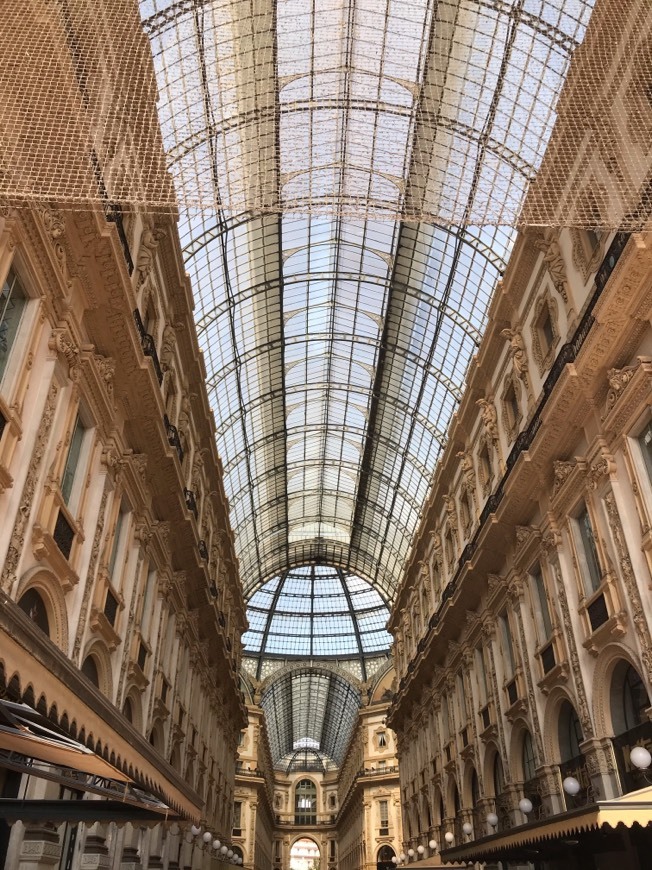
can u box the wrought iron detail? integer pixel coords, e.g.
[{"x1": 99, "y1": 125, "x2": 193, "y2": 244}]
[
  {"x1": 163, "y1": 414, "x2": 183, "y2": 463},
  {"x1": 184, "y1": 487, "x2": 198, "y2": 519},
  {"x1": 133, "y1": 310, "x2": 163, "y2": 384}
]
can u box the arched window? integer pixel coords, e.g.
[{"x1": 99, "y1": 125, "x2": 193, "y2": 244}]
[
  {"x1": 522, "y1": 730, "x2": 536, "y2": 781},
  {"x1": 81, "y1": 655, "x2": 99, "y2": 687},
  {"x1": 610, "y1": 662, "x2": 650, "y2": 735},
  {"x1": 18, "y1": 589, "x2": 49, "y2": 637},
  {"x1": 558, "y1": 701, "x2": 583, "y2": 762},
  {"x1": 294, "y1": 779, "x2": 317, "y2": 824},
  {"x1": 123, "y1": 697, "x2": 133, "y2": 723}
]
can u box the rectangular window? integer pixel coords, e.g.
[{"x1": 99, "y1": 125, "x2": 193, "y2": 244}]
[
  {"x1": 638, "y1": 420, "x2": 652, "y2": 484},
  {"x1": 576, "y1": 504, "x2": 602, "y2": 595},
  {"x1": 0, "y1": 268, "x2": 28, "y2": 384},
  {"x1": 475, "y1": 645, "x2": 488, "y2": 703},
  {"x1": 441, "y1": 695, "x2": 450, "y2": 740},
  {"x1": 232, "y1": 801, "x2": 242, "y2": 829},
  {"x1": 108, "y1": 507, "x2": 127, "y2": 579},
  {"x1": 530, "y1": 565, "x2": 553, "y2": 642},
  {"x1": 61, "y1": 415, "x2": 86, "y2": 505},
  {"x1": 499, "y1": 612, "x2": 515, "y2": 676},
  {"x1": 457, "y1": 673, "x2": 467, "y2": 720},
  {"x1": 141, "y1": 568, "x2": 156, "y2": 637},
  {"x1": 379, "y1": 799, "x2": 389, "y2": 833}
]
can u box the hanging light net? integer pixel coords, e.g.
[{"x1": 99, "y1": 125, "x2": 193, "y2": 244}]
[{"x1": 0, "y1": 0, "x2": 650, "y2": 228}]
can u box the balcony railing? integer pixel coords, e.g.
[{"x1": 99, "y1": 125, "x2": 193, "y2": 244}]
[
  {"x1": 106, "y1": 202, "x2": 134, "y2": 275},
  {"x1": 559, "y1": 754, "x2": 593, "y2": 809},
  {"x1": 184, "y1": 487, "x2": 198, "y2": 519},
  {"x1": 275, "y1": 813, "x2": 335, "y2": 827},
  {"x1": 163, "y1": 414, "x2": 184, "y2": 463},
  {"x1": 133, "y1": 309, "x2": 163, "y2": 385}
]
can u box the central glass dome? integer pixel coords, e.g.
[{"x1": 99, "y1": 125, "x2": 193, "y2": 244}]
[{"x1": 242, "y1": 564, "x2": 392, "y2": 664}]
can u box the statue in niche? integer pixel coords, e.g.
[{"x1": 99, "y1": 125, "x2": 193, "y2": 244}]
[
  {"x1": 476, "y1": 396, "x2": 499, "y2": 443},
  {"x1": 136, "y1": 227, "x2": 165, "y2": 287},
  {"x1": 501, "y1": 327, "x2": 529, "y2": 382}
]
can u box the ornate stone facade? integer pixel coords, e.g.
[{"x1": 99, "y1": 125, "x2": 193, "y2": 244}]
[{"x1": 387, "y1": 221, "x2": 652, "y2": 861}]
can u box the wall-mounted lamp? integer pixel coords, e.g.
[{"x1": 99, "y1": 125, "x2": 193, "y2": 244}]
[
  {"x1": 630, "y1": 746, "x2": 652, "y2": 772},
  {"x1": 486, "y1": 812, "x2": 498, "y2": 831},
  {"x1": 562, "y1": 776, "x2": 581, "y2": 797}
]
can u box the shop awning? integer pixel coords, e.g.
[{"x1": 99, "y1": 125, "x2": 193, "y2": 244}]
[
  {"x1": 441, "y1": 786, "x2": 652, "y2": 864},
  {"x1": 0, "y1": 700, "x2": 179, "y2": 820}
]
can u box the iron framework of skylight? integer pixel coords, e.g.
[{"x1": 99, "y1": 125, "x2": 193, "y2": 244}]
[
  {"x1": 259, "y1": 667, "x2": 361, "y2": 771},
  {"x1": 140, "y1": 0, "x2": 596, "y2": 599},
  {"x1": 243, "y1": 565, "x2": 392, "y2": 679}
]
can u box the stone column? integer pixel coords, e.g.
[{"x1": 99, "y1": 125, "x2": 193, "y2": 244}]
[
  {"x1": 119, "y1": 825, "x2": 142, "y2": 869},
  {"x1": 18, "y1": 825, "x2": 61, "y2": 870},
  {"x1": 503, "y1": 782, "x2": 525, "y2": 828},
  {"x1": 147, "y1": 823, "x2": 165, "y2": 868},
  {"x1": 581, "y1": 736, "x2": 621, "y2": 801},
  {"x1": 536, "y1": 764, "x2": 565, "y2": 816},
  {"x1": 80, "y1": 823, "x2": 111, "y2": 869}
]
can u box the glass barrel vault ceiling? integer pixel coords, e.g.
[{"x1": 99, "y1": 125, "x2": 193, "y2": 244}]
[
  {"x1": 260, "y1": 667, "x2": 362, "y2": 771},
  {"x1": 140, "y1": 0, "x2": 596, "y2": 600}
]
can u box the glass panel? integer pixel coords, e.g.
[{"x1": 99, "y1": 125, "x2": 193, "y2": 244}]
[
  {"x1": 61, "y1": 415, "x2": 86, "y2": 505},
  {"x1": 139, "y1": 0, "x2": 597, "y2": 597},
  {"x1": 243, "y1": 565, "x2": 391, "y2": 669},
  {"x1": 499, "y1": 612, "x2": 515, "y2": 675},
  {"x1": 576, "y1": 504, "x2": 602, "y2": 595},
  {"x1": 530, "y1": 565, "x2": 553, "y2": 641},
  {"x1": 638, "y1": 420, "x2": 652, "y2": 484},
  {"x1": 0, "y1": 268, "x2": 27, "y2": 384}
]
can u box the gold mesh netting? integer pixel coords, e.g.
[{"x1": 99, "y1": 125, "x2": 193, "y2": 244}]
[{"x1": 0, "y1": 0, "x2": 650, "y2": 228}]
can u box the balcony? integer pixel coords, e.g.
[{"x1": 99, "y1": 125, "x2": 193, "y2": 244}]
[
  {"x1": 163, "y1": 414, "x2": 184, "y2": 463},
  {"x1": 184, "y1": 487, "x2": 198, "y2": 519},
  {"x1": 133, "y1": 309, "x2": 163, "y2": 384}
]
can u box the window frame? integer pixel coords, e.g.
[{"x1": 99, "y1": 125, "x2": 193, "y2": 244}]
[
  {"x1": 573, "y1": 501, "x2": 603, "y2": 597},
  {"x1": 0, "y1": 265, "x2": 31, "y2": 392}
]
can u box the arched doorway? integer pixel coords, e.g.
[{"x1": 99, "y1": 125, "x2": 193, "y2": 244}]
[
  {"x1": 610, "y1": 661, "x2": 652, "y2": 793},
  {"x1": 294, "y1": 779, "x2": 317, "y2": 825},
  {"x1": 377, "y1": 845, "x2": 395, "y2": 870},
  {"x1": 290, "y1": 838, "x2": 320, "y2": 870}
]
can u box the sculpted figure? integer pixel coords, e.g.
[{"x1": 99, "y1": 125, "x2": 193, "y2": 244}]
[
  {"x1": 136, "y1": 227, "x2": 165, "y2": 286},
  {"x1": 476, "y1": 396, "x2": 499, "y2": 443},
  {"x1": 501, "y1": 327, "x2": 528, "y2": 381}
]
